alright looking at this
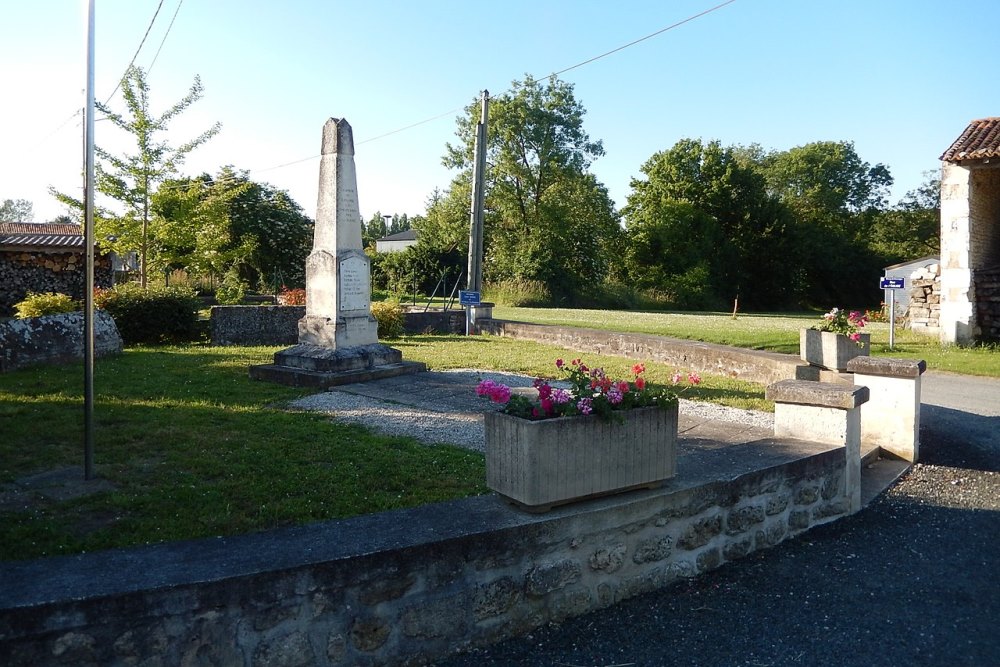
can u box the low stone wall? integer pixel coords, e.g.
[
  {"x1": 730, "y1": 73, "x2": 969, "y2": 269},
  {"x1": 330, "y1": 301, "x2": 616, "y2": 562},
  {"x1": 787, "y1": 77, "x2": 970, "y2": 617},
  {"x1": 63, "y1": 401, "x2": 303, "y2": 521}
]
[
  {"x1": 481, "y1": 320, "x2": 813, "y2": 386},
  {"x1": 0, "y1": 445, "x2": 846, "y2": 666},
  {"x1": 211, "y1": 305, "x2": 305, "y2": 346},
  {"x1": 211, "y1": 306, "x2": 469, "y2": 345},
  {"x1": 0, "y1": 310, "x2": 123, "y2": 372}
]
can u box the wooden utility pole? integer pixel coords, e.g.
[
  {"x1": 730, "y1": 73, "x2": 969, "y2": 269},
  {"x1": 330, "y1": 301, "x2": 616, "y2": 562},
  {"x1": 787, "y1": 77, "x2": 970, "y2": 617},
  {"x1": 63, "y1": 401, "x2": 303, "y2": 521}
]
[{"x1": 467, "y1": 90, "x2": 489, "y2": 292}]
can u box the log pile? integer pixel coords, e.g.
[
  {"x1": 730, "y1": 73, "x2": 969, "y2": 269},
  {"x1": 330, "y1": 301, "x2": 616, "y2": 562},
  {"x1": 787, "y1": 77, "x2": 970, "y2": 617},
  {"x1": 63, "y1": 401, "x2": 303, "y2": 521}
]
[
  {"x1": 0, "y1": 251, "x2": 112, "y2": 317},
  {"x1": 975, "y1": 266, "x2": 1000, "y2": 342}
]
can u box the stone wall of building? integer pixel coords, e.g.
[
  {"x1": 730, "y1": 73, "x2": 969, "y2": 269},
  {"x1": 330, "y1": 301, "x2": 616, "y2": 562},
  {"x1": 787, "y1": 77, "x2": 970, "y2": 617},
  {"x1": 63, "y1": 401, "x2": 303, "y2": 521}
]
[
  {"x1": 0, "y1": 449, "x2": 847, "y2": 666},
  {"x1": 906, "y1": 264, "x2": 941, "y2": 335},
  {"x1": 0, "y1": 251, "x2": 113, "y2": 317}
]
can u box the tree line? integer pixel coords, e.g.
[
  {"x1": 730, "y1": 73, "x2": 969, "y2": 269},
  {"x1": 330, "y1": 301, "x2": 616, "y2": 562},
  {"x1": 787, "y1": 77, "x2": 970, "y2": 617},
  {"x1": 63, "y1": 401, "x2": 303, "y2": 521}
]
[{"x1": 49, "y1": 67, "x2": 938, "y2": 311}]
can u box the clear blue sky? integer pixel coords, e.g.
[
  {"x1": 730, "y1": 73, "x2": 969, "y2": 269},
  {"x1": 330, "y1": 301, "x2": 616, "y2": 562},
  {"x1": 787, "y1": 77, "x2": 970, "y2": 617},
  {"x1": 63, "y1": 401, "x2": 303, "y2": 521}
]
[{"x1": 3, "y1": 0, "x2": 999, "y2": 224}]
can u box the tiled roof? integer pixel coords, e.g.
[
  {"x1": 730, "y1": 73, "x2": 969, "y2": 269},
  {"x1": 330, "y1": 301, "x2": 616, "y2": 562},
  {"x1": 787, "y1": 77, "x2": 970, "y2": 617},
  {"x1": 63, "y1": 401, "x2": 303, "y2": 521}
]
[
  {"x1": 0, "y1": 234, "x2": 86, "y2": 249},
  {"x1": 940, "y1": 117, "x2": 1000, "y2": 162},
  {"x1": 0, "y1": 222, "x2": 82, "y2": 235}
]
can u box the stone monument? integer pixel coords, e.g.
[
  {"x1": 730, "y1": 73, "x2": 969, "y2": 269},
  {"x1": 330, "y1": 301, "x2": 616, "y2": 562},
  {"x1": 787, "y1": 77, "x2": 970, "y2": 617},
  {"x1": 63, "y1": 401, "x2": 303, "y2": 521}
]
[{"x1": 250, "y1": 118, "x2": 424, "y2": 387}]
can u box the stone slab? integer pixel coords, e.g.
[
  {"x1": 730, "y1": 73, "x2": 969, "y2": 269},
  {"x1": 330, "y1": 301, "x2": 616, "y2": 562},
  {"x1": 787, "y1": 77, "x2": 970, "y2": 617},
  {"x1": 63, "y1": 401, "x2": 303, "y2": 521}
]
[
  {"x1": 0, "y1": 310, "x2": 122, "y2": 372},
  {"x1": 766, "y1": 379, "x2": 870, "y2": 409},
  {"x1": 847, "y1": 356, "x2": 927, "y2": 378},
  {"x1": 249, "y1": 360, "x2": 425, "y2": 389}
]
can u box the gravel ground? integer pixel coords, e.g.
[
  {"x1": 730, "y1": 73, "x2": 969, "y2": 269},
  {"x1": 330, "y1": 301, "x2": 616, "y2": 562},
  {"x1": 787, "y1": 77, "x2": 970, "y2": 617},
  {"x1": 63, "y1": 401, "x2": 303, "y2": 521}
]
[
  {"x1": 433, "y1": 433, "x2": 1000, "y2": 667},
  {"x1": 288, "y1": 369, "x2": 774, "y2": 453}
]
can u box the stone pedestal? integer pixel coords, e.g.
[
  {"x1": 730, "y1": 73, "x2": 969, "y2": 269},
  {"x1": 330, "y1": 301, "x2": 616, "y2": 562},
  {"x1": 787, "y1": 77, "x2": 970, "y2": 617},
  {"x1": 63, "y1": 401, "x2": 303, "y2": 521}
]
[
  {"x1": 847, "y1": 356, "x2": 926, "y2": 463},
  {"x1": 766, "y1": 379, "x2": 869, "y2": 514},
  {"x1": 250, "y1": 118, "x2": 424, "y2": 387}
]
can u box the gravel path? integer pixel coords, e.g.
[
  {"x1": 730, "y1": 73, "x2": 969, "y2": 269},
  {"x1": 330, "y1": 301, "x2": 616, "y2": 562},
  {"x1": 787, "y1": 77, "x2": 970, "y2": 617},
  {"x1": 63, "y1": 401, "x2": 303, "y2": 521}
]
[
  {"x1": 433, "y1": 429, "x2": 1000, "y2": 666},
  {"x1": 288, "y1": 369, "x2": 774, "y2": 453}
]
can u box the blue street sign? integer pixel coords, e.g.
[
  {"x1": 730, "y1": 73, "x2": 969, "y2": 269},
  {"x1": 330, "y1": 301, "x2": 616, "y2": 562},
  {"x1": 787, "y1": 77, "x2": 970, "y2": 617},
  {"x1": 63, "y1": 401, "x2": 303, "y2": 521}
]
[
  {"x1": 879, "y1": 277, "x2": 905, "y2": 290},
  {"x1": 459, "y1": 290, "x2": 481, "y2": 306}
]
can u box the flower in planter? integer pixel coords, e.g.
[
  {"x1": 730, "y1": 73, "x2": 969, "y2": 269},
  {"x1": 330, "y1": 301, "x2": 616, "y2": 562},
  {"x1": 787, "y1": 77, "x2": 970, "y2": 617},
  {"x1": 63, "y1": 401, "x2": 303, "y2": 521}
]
[
  {"x1": 813, "y1": 307, "x2": 868, "y2": 346},
  {"x1": 476, "y1": 358, "x2": 700, "y2": 421}
]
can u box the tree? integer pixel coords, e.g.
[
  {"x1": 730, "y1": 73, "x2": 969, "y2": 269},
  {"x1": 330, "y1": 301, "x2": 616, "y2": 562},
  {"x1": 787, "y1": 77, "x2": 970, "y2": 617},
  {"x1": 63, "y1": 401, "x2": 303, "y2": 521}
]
[
  {"x1": 869, "y1": 171, "x2": 940, "y2": 262},
  {"x1": 0, "y1": 198, "x2": 33, "y2": 222},
  {"x1": 623, "y1": 139, "x2": 795, "y2": 309},
  {"x1": 444, "y1": 75, "x2": 621, "y2": 303},
  {"x1": 90, "y1": 65, "x2": 220, "y2": 287},
  {"x1": 151, "y1": 168, "x2": 314, "y2": 290}
]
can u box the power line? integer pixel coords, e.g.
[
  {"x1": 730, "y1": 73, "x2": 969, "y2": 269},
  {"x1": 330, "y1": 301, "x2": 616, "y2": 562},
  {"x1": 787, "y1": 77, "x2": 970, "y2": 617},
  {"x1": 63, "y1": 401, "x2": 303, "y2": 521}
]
[
  {"x1": 147, "y1": 0, "x2": 183, "y2": 75},
  {"x1": 103, "y1": 0, "x2": 166, "y2": 105},
  {"x1": 549, "y1": 0, "x2": 739, "y2": 79}
]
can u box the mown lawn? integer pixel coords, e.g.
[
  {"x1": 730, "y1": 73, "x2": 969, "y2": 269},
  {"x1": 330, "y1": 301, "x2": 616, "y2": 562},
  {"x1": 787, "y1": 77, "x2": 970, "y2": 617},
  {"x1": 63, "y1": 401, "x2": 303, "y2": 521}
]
[
  {"x1": 0, "y1": 335, "x2": 763, "y2": 562},
  {"x1": 494, "y1": 307, "x2": 1000, "y2": 377}
]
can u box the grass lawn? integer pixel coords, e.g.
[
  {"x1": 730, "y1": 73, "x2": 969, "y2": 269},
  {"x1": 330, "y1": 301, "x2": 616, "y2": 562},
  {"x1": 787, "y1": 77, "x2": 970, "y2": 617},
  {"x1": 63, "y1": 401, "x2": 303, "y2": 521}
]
[
  {"x1": 494, "y1": 307, "x2": 1000, "y2": 377},
  {"x1": 0, "y1": 335, "x2": 765, "y2": 562}
]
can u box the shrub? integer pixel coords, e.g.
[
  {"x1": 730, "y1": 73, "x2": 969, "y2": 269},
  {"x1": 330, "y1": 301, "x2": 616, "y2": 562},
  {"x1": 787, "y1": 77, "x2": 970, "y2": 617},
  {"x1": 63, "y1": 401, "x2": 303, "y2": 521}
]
[
  {"x1": 215, "y1": 269, "x2": 248, "y2": 305},
  {"x1": 95, "y1": 283, "x2": 202, "y2": 344},
  {"x1": 13, "y1": 292, "x2": 79, "y2": 318},
  {"x1": 277, "y1": 286, "x2": 306, "y2": 305},
  {"x1": 482, "y1": 279, "x2": 552, "y2": 307},
  {"x1": 371, "y1": 300, "x2": 405, "y2": 339}
]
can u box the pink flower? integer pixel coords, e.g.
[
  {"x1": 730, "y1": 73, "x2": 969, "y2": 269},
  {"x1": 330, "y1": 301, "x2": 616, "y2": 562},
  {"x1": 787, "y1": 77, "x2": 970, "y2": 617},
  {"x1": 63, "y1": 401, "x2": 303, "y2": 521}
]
[
  {"x1": 688, "y1": 372, "x2": 702, "y2": 385},
  {"x1": 540, "y1": 397, "x2": 554, "y2": 414},
  {"x1": 577, "y1": 398, "x2": 593, "y2": 415},
  {"x1": 635, "y1": 377, "x2": 646, "y2": 390},
  {"x1": 632, "y1": 363, "x2": 645, "y2": 375},
  {"x1": 671, "y1": 372, "x2": 683, "y2": 385},
  {"x1": 555, "y1": 358, "x2": 564, "y2": 368},
  {"x1": 617, "y1": 381, "x2": 630, "y2": 394},
  {"x1": 608, "y1": 387, "x2": 623, "y2": 405},
  {"x1": 552, "y1": 388, "x2": 572, "y2": 404},
  {"x1": 849, "y1": 332, "x2": 861, "y2": 342}
]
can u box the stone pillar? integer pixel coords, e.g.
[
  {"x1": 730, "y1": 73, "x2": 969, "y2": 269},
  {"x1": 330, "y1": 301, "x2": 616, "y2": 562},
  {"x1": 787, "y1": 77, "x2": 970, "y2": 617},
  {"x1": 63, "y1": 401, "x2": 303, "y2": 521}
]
[
  {"x1": 939, "y1": 161, "x2": 976, "y2": 344},
  {"x1": 765, "y1": 380, "x2": 869, "y2": 514},
  {"x1": 847, "y1": 357, "x2": 926, "y2": 463},
  {"x1": 299, "y1": 118, "x2": 379, "y2": 349}
]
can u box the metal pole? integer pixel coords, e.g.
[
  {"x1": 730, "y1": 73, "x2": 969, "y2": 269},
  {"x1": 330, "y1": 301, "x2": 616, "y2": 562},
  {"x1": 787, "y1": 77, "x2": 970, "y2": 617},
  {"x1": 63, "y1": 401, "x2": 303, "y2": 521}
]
[
  {"x1": 467, "y1": 90, "x2": 489, "y2": 293},
  {"x1": 888, "y1": 289, "x2": 896, "y2": 350},
  {"x1": 83, "y1": 0, "x2": 96, "y2": 480}
]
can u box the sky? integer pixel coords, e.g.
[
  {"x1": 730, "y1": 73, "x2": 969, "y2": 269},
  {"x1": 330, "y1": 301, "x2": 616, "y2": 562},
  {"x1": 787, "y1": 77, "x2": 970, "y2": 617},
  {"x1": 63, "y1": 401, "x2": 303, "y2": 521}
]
[{"x1": 3, "y1": 0, "x2": 999, "y2": 225}]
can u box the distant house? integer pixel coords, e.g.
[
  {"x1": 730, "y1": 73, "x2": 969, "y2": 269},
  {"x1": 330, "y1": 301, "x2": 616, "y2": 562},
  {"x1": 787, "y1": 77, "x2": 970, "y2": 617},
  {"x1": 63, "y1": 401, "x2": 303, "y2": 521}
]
[
  {"x1": 0, "y1": 222, "x2": 113, "y2": 317},
  {"x1": 375, "y1": 228, "x2": 418, "y2": 253}
]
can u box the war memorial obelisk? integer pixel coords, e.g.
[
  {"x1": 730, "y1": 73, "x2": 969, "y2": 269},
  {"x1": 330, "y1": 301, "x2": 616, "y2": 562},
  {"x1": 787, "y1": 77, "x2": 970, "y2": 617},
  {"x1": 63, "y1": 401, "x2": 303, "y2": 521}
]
[{"x1": 250, "y1": 118, "x2": 424, "y2": 387}]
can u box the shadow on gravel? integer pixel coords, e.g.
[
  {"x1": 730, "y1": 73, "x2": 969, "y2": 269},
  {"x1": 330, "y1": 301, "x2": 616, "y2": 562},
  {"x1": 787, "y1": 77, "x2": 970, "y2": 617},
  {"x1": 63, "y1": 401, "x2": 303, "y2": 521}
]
[{"x1": 920, "y1": 404, "x2": 1000, "y2": 472}]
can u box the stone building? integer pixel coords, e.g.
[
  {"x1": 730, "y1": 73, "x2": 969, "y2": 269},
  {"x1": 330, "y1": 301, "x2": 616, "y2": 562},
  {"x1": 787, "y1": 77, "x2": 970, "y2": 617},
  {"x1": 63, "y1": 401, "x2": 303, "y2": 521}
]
[
  {"x1": 0, "y1": 222, "x2": 113, "y2": 317},
  {"x1": 939, "y1": 117, "x2": 1000, "y2": 343}
]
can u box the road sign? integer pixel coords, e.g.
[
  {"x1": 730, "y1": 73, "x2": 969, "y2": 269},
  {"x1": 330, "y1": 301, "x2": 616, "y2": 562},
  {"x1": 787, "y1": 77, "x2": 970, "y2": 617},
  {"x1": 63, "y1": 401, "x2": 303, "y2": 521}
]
[
  {"x1": 459, "y1": 290, "x2": 481, "y2": 306},
  {"x1": 880, "y1": 277, "x2": 905, "y2": 290}
]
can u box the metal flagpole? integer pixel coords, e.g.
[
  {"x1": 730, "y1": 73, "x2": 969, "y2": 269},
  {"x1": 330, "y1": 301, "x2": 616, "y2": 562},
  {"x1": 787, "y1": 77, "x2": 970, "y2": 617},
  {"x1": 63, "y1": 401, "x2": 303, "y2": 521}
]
[{"x1": 83, "y1": 0, "x2": 96, "y2": 479}]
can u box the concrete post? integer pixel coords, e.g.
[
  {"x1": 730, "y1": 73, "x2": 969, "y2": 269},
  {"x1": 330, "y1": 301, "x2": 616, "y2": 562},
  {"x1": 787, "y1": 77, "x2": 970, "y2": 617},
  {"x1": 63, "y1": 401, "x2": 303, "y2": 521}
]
[
  {"x1": 847, "y1": 357, "x2": 927, "y2": 463},
  {"x1": 765, "y1": 380, "x2": 870, "y2": 514}
]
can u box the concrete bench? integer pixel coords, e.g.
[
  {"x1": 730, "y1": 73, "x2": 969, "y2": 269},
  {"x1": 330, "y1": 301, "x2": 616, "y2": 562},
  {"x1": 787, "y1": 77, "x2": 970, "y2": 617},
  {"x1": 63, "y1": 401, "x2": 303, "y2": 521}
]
[
  {"x1": 847, "y1": 357, "x2": 927, "y2": 463},
  {"x1": 766, "y1": 379, "x2": 870, "y2": 514}
]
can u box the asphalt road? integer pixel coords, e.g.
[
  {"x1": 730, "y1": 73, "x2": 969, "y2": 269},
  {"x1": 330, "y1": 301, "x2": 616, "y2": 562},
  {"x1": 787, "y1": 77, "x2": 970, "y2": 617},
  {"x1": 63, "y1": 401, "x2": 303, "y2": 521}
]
[{"x1": 435, "y1": 372, "x2": 1000, "y2": 667}]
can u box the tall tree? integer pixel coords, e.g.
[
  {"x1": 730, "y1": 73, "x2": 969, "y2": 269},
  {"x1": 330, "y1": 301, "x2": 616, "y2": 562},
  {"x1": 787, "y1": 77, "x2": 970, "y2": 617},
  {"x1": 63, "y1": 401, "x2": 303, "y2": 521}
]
[
  {"x1": 869, "y1": 171, "x2": 940, "y2": 262},
  {"x1": 152, "y1": 168, "x2": 314, "y2": 289},
  {"x1": 91, "y1": 65, "x2": 220, "y2": 287},
  {"x1": 0, "y1": 198, "x2": 33, "y2": 222},
  {"x1": 444, "y1": 75, "x2": 621, "y2": 303},
  {"x1": 624, "y1": 139, "x2": 794, "y2": 309}
]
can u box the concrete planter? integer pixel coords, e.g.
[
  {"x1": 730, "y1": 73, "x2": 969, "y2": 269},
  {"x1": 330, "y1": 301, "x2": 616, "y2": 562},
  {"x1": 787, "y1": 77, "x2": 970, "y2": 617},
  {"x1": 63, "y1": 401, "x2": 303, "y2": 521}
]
[
  {"x1": 799, "y1": 328, "x2": 870, "y2": 372},
  {"x1": 484, "y1": 403, "x2": 678, "y2": 511}
]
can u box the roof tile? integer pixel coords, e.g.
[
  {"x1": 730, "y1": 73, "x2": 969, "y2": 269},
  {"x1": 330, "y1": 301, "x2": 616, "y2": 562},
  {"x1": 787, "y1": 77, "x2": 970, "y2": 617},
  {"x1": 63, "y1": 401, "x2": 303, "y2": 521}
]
[{"x1": 940, "y1": 117, "x2": 1000, "y2": 162}]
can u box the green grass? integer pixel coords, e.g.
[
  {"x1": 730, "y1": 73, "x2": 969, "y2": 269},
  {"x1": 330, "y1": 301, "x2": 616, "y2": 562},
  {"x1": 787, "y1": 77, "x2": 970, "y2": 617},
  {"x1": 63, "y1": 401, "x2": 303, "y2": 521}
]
[
  {"x1": 0, "y1": 336, "x2": 763, "y2": 562},
  {"x1": 494, "y1": 307, "x2": 1000, "y2": 377}
]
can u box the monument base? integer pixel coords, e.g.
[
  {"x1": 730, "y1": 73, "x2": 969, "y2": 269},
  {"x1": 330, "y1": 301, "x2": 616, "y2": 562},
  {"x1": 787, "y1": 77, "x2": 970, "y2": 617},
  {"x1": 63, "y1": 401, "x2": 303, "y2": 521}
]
[{"x1": 249, "y1": 343, "x2": 425, "y2": 388}]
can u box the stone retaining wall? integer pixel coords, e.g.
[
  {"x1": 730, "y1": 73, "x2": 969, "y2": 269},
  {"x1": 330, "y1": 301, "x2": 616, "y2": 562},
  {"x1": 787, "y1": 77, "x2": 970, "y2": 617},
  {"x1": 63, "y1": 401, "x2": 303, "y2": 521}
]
[
  {"x1": 480, "y1": 320, "x2": 813, "y2": 386},
  {"x1": 0, "y1": 447, "x2": 846, "y2": 666},
  {"x1": 975, "y1": 267, "x2": 1000, "y2": 341}
]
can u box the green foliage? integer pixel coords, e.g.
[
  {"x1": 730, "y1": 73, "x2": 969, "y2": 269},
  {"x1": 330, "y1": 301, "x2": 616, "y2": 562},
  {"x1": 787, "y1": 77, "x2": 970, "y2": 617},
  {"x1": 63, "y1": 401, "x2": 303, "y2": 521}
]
[
  {"x1": 482, "y1": 279, "x2": 552, "y2": 307},
  {"x1": 95, "y1": 283, "x2": 202, "y2": 344},
  {"x1": 444, "y1": 75, "x2": 621, "y2": 303},
  {"x1": 152, "y1": 168, "x2": 313, "y2": 291},
  {"x1": 371, "y1": 300, "x2": 405, "y2": 339},
  {"x1": 50, "y1": 65, "x2": 221, "y2": 288},
  {"x1": 378, "y1": 243, "x2": 464, "y2": 297},
  {"x1": 869, "y1": 172, "x2": 940, "y2": 262},
  {"x1": 0, "y1": 198, "x2": 33, "y2": 222},
  {"x1": 215, "y1": 268, "x2": 248, "y2": 305},
  {"x1": 13, "y1": 292, "x2": 78, "y2": 318}
]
